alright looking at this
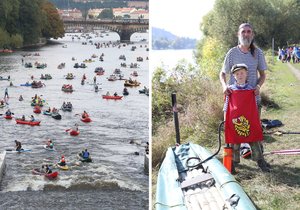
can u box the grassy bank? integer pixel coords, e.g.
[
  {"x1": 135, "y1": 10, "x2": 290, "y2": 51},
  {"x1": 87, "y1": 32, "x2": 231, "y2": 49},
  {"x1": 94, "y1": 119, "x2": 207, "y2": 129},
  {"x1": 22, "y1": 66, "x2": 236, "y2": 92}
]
[{"x1": 152, "y1": 60, "x2": 300, "y2": 210}]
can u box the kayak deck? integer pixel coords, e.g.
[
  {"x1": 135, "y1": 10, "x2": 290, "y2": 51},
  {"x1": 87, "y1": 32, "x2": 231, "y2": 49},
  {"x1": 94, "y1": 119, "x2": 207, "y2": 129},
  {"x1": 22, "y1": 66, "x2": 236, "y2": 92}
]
[{"x1": 155, "y1": 143, "x2": 256, "y2": 210}]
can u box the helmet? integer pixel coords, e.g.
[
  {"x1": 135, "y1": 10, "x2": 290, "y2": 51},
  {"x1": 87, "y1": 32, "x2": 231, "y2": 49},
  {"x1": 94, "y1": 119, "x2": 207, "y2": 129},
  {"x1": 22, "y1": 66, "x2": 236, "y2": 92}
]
[{"x1": 61, "y1": 155, "x2": 64, "y2": 158}]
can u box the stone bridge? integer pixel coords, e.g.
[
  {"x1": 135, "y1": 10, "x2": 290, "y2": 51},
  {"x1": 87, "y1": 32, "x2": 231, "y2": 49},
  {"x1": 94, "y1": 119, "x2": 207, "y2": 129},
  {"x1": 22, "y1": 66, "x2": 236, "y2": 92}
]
[{"x1": 63, "y1": 19, "x2": 149, "y2": 43}]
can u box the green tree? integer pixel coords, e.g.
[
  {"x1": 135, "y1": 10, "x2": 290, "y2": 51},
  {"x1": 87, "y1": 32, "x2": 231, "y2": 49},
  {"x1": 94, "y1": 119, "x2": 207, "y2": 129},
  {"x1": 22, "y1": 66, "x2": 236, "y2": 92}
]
[
  {"x1": 19, "y1": 0, "x2": 42, "y2": 45},
  {"x1": 201, "y1": 0, "x2": 300, "y2": 49},
  {"x1": 98, "y1": 8, "x2": 113, "y2": 19},
  {"x1": 40, "y1": 1, "x2": 64, "y2": 39},
  {"x1": 0, "y1": 27, "x2": 10, "y2": 48},
  {"x1": 195, "y1": 37, "x2": 227, "y2": 80},
  {"x1": 9, "y1": 34, "x2": 23, "y2": 48}
]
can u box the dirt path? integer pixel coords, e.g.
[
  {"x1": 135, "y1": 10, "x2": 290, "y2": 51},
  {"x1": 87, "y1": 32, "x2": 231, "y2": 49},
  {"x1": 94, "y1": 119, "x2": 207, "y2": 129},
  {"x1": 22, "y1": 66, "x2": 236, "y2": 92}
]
[{"x1": 287, "y1": 63, "x2": 300, "y2": 80}]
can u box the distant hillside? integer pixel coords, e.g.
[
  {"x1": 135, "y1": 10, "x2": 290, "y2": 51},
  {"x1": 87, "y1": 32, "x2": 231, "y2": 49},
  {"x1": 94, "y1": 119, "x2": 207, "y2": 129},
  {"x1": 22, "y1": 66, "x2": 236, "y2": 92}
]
[{"x1": 152, "y1": 27, "x2": 197, "y2": 50}]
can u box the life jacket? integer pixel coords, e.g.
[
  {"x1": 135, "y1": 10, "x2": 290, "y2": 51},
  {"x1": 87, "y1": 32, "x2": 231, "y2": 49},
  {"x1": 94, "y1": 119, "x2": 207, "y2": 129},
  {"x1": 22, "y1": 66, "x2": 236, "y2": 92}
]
[
  {"x1": 83, "y1": 151, "x2": 89, "y2": 159},
  {"x1": 61, "y1": 157, "x2": 65, "y2": 163}
]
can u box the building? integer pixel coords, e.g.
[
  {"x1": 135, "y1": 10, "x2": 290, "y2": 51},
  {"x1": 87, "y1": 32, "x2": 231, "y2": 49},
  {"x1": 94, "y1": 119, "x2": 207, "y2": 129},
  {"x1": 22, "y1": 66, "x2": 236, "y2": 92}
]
[
  {"x1": 130, "y1": 9, "x2": 149, "y2": 20},
  {"x1": 57, "y1": 9, "x2": 83, "y2": 20},
  {"x1": 127, "y1": 1, "x2": 149, "y2": 9},
  {"x1": 113, "y1": 8, "x2": 137, "y2": 19}
]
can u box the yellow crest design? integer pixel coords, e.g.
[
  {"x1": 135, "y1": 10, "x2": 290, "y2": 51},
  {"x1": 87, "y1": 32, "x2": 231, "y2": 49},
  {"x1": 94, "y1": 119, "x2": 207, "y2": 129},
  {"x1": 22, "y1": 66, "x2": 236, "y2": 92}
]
[{"x1": 232, "y1": 115, "x2": 250, "y2": 137}]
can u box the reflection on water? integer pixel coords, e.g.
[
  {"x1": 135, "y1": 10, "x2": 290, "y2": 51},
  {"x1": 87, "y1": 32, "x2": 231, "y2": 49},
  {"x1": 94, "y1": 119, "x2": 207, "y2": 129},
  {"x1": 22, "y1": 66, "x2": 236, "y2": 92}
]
[{"x1": 0, "y1": 32, "x2": 149, "y2": 209}]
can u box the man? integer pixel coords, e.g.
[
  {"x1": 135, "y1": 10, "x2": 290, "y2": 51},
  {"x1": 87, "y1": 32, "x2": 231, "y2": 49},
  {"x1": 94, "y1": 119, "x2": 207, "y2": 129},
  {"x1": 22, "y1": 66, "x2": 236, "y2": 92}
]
[
  {"x1": 4, "y1": 87, "x2": 8, "y2": 98},
  {"x1": 220, "y1": 23, "x2": 270, "y2": 172},
  {"x1": 15, "y1": 140, "x2": 22, "y2": 151},
  {"x1": 82, "y1": 149, "x2": 90, "y2": 159}
]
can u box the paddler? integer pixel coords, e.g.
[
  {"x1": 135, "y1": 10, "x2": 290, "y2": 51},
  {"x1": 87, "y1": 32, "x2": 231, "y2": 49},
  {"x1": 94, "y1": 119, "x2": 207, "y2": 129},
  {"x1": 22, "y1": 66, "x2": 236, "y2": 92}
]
[{"x1": 15, "y1": 140, "x2": 22, "y2": 151}]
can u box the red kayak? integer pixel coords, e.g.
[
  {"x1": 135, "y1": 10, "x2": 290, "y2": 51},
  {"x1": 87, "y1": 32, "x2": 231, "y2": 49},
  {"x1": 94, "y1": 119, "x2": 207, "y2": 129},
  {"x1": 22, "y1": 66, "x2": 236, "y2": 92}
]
[
  {"x1": 4, "y1": 115, "x2": 12, "y2": 119},
  {"x1": 32, "y1": 168, "x2": 58, "y2": 179},
  {"x1": 33, "y1": 106, "x2": 41, "y2": 114},
  {"x1": 16, "y1": 119, "x2": 41, "y2": 126},
  {"x1": 70, "y1": 130, "x2": 80, "y2": 136},
  {"x1": 102, "y1": 95, "x2": 123, "y2": 100},
  {"x1": 81, "y1": 117, "x2": 91, "y2": 123}
]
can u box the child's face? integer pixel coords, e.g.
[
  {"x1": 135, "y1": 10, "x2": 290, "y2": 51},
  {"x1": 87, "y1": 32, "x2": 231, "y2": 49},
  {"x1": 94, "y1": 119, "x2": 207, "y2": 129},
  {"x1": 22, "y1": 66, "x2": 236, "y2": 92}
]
[{"x1": 233, "y1": 68, "x2": 247, "y2": 84}]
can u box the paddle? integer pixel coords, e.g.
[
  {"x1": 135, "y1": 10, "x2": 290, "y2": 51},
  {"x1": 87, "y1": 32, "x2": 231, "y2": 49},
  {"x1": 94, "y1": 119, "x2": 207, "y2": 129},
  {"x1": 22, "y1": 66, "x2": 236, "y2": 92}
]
[
  {"x1": 264, "y1": 149, "x2": 300, "y2": 156},
  {"x1": 264, "y1": 130, "x2": 300, "y2": 136},
  {"x1": 65, "y1": 128, "x2": 71, "y2": 132}
]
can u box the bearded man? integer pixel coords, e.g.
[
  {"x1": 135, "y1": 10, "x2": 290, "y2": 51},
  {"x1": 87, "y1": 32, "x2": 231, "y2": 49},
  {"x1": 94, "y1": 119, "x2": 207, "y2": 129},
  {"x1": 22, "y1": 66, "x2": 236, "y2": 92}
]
[{"x1": 219, "y1": 23, "x2": 270, "y2": 172}]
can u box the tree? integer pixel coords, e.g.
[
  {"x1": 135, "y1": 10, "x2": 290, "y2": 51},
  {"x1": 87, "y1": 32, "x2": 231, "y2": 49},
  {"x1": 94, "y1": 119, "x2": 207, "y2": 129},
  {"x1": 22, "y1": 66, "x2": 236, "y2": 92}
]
[
  {"x1": 40, "y1": 1, "x2": 64, "y2": 39},
  {"x1": 200, "y1": 0, "x2": 300, "y2": 49},
  {"x1": 0, "y1": 27, "x2": 10, "y2": 48},
  {"x1": 98, "y1": 8, "x2": 113, "y2": 19},
  {"x1": 19, "y1": 0, "x2": 42, "y2": 45}
]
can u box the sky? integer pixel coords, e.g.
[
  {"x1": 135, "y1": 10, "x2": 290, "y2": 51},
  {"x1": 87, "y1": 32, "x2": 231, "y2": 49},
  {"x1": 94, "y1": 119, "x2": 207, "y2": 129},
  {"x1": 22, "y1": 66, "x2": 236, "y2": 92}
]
[{"x1": 151, "y1": 0, "x2": 215, "y2": 39}]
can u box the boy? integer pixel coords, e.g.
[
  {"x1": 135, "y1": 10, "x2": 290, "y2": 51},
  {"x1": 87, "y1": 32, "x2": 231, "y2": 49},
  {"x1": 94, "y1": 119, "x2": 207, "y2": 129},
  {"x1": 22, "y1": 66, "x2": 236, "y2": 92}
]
[{"x1": 223, "y1": 63, "x2": 270, "y2": 173}]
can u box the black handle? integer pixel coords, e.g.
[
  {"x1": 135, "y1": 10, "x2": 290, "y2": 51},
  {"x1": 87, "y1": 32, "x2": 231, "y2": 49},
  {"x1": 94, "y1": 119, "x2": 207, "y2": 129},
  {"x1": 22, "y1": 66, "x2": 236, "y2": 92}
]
[{"x1": 172, "y1": 93, "x2": 180, "y2": 145}]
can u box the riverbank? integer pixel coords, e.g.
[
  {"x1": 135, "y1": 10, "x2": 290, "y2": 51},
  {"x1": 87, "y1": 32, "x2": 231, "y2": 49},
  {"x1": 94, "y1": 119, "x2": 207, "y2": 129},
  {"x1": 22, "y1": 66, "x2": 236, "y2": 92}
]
[{"x1": 152, "y1": 60, "x2": 300, "y2": 209}]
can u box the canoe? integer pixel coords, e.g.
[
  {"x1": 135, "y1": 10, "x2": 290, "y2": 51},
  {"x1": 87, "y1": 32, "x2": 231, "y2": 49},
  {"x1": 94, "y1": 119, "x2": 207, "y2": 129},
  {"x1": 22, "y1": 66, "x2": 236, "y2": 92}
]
[
  {"x1": 4, "y1": 115, "x2": 12, "y2": 119},
  {"x1": 16, "y1": 119, "x2": 41, "y2": 126},
  {"x1": 81, "y1": 117, "x2": 91, "y2": 123},
  {"x1": 155, "y1": 142, "x2": 256, "y2": 210},
  {"x1": 56, "y1": 164, "x2": 69, "y2": 170},
  {"x1": 77, "y1": 153, "x2": 92, "y2": 162},
  {"x1": 32, "y1": 168, "x2": 58, "y2": 179},
  {"x1": 70, "y1": 130, "x2": 80, "y2": 136},
  {"x1": 43, "y1": 145, "x2": 55, "y2": 151},
  {"x1": 102, "y1": 95, "x2": 123, "y2": 100}
]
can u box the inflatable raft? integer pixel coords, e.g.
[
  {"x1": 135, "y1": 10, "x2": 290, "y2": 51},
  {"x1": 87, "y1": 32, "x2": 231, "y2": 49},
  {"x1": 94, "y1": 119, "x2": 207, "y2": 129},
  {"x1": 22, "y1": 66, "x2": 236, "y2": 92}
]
[{"x1": 155, "y1": 142, "x2": 256, "y2": 210}]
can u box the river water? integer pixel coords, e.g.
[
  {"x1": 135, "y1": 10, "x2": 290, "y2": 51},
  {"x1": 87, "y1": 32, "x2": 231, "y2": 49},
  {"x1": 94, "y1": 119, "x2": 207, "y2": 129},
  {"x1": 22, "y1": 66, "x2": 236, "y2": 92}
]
[{"x1": 0, "y1": 32, "x2": 149, "y2": 209}]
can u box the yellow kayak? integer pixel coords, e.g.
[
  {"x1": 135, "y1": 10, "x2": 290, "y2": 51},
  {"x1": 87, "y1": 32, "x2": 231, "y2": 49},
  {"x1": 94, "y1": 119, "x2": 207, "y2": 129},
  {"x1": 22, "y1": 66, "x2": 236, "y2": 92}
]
[{"x1": 56, "y1": 164, "x2": 69, "y2": 170}]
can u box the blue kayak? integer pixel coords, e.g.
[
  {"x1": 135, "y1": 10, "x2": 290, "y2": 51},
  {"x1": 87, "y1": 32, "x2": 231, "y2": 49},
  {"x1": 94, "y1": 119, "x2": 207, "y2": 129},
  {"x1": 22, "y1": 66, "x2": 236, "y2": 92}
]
[
  {"x1": 6, "y1": 149, "x2": 31, "y2": 153},
  {"x1": 155, "y1": 143, "x2": 256, "y2": 210},
  {"x1": 20, "y1": 83, "x2": 32, "y2": 87}
]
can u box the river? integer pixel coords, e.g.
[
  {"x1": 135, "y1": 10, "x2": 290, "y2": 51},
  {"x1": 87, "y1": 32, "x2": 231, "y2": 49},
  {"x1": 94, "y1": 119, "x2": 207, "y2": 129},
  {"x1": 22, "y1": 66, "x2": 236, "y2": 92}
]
[
  {"x1": 0, "y1": 32, "x2": 149, "y2": 209},
  {"x1": 151, "y1": 49, "x2": 196, "y2": 73}
]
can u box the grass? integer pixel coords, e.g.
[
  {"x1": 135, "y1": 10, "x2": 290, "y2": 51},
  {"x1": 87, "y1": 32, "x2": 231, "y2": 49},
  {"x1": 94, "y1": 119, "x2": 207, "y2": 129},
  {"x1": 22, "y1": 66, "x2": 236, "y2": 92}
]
[{"x1": 151, "y1": 60, "x2": 300, "y2": 210}]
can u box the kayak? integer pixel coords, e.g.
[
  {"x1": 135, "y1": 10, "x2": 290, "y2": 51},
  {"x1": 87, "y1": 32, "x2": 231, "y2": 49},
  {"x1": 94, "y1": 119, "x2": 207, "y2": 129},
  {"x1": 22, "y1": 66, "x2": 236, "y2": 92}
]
[
  {"x1": 51, "y1": 113, "x2": 62, "y2": 120},
  {"x1": 33, "y1": 107, "x2": 41, "y2": 114},
  {"x1": 16, "y1": 119, "x2": 41, "y2": 126},
  {"x1": 20, "y1": 83, "x2": 32, "y2": 87},
  {"x1": 70, "y1": 130, "x2": 80, "y2": 136},
  {"x1": 56, "y1": 164, "x2": 69, "y2": 170},
  {"x1": 155, "y1": 142, "x2": 256, "y2": 210},
  {"x1": 32, "y1": 168, "x2": 58, "y2": 179},
  {"x1": 43, "y1": 145, "x2": 55, "y2": 151},
  {"x1": 43, "y1": 111, "x2": 51, "y2": 116},
  {"x1": 6, "y1": 149, "x2": 31, "y2": 153},
  {"x1": 77, "y1": 153, "x2": 92, "y2": 162},
  {"x1": 4, "y1": 115, "x2": 12, "y2": 119},
  {"x1": 81, "y1": 117, "x2": 91, "y2": 123},
  {"x1": 102, "y1": 95, "x2": 123, "y2": 100}
]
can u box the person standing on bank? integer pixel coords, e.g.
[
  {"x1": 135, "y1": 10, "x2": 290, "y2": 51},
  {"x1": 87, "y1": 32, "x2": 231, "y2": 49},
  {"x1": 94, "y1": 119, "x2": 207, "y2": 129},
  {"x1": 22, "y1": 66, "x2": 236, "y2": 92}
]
[{"x1": 219, "y1": 23, "x2": 270, "y2": 172}]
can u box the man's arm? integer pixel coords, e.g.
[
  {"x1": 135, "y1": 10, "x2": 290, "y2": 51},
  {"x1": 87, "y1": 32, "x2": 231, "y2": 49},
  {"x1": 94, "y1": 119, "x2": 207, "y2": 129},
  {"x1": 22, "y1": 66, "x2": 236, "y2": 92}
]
[
  {"x1": 219, "y1": 71, "x2": 232, "y2": 95},
  {"x1": 255, "y1": 70, "x2": 266, "y2": 95}
]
